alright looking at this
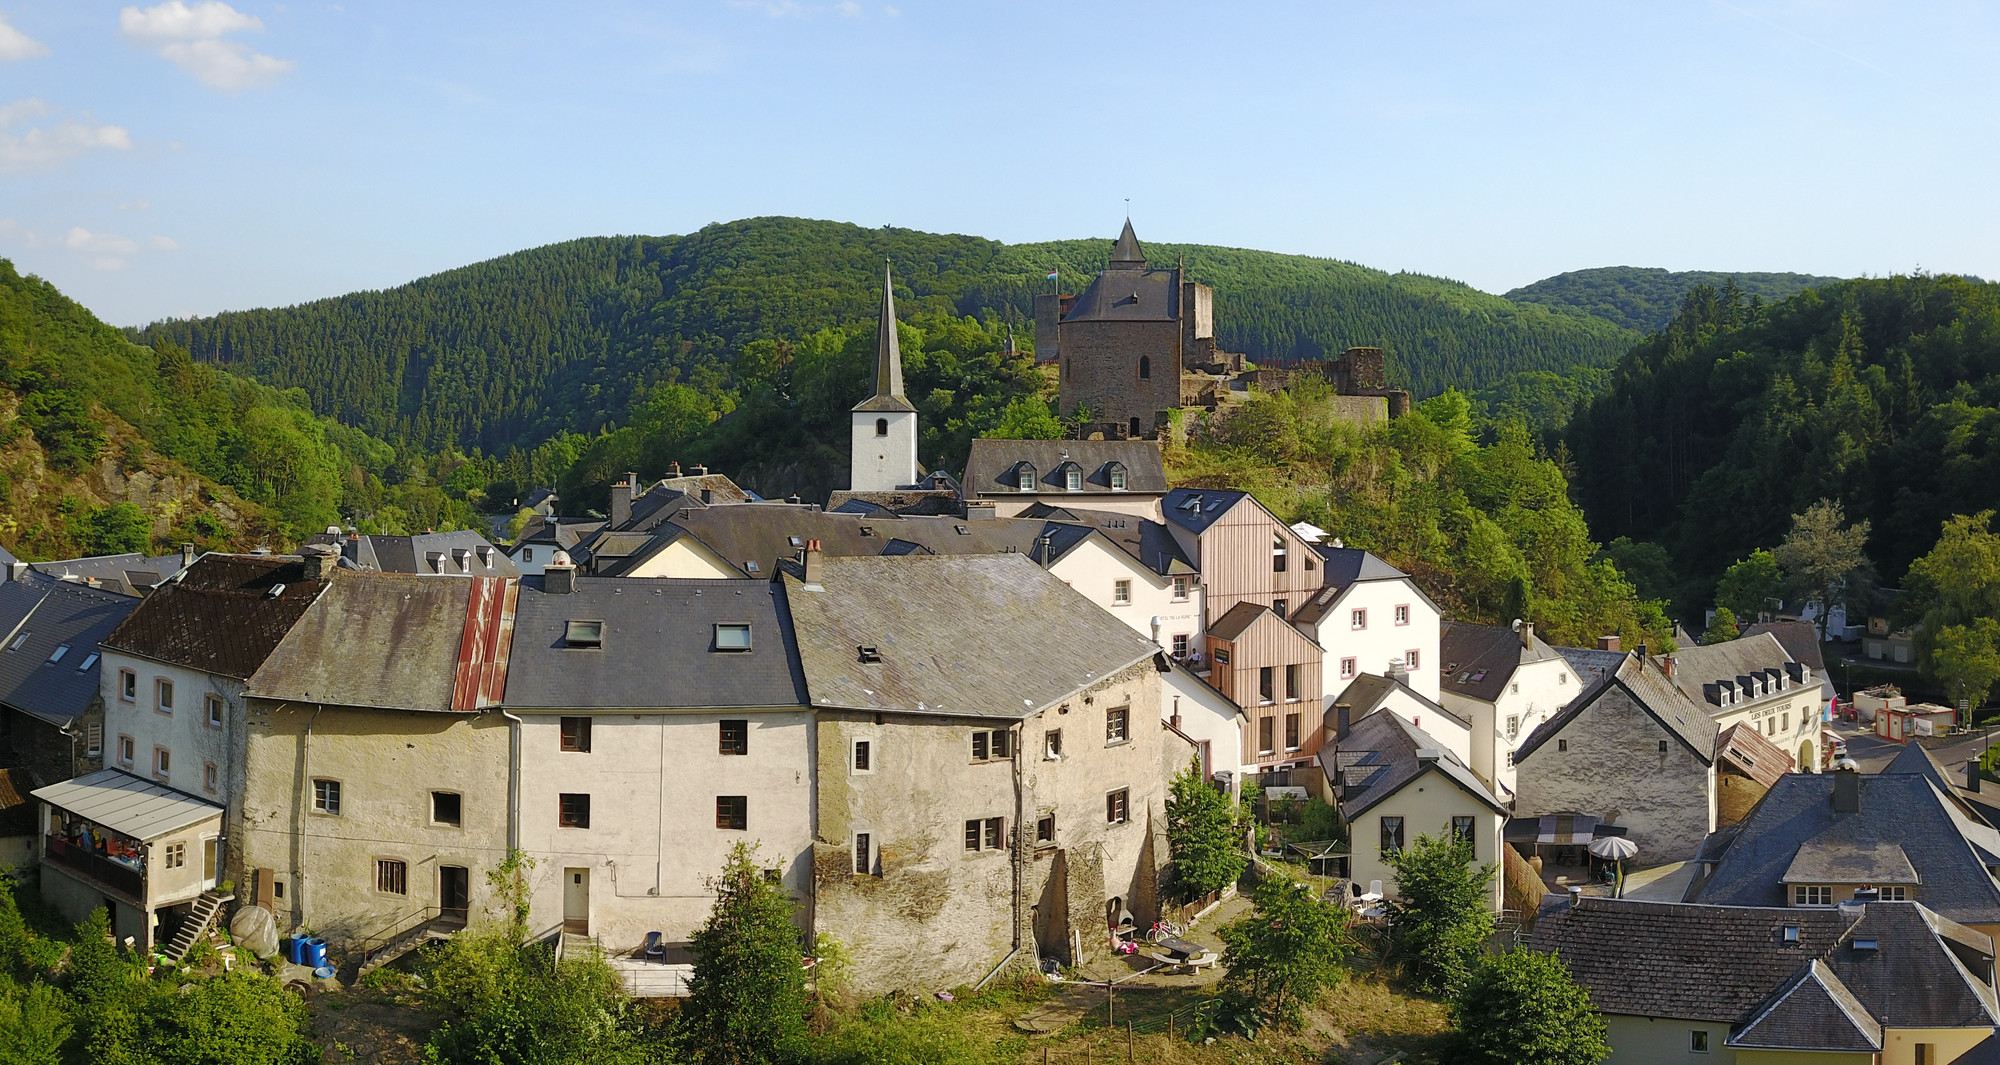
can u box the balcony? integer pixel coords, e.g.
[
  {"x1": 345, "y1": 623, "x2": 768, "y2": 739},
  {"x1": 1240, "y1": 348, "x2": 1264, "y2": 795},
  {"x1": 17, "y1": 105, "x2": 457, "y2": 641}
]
[{"x1": 44, "y1": 834, "x2": 144, "y2": 901}]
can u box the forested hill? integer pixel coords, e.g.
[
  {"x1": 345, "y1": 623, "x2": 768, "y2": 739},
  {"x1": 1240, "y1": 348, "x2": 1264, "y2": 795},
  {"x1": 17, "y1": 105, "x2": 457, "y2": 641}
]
[
  {"x1": 0, "y1": 259, "x2": 485, "y2": 559},
  {"x1": 1506, "y1": 267, "x2": 1842, "y2": 333},
  {"x1": 135, "y1": 216, "x2": 1639, "y2": 454},
  {"x1": 1561, "y1": 273, "x2": 2000, "y2": 607}
]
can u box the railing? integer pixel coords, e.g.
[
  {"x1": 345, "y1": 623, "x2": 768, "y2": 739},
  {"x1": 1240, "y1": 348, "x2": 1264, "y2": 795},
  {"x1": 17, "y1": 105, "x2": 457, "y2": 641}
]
[
  {"x1": 44, "y1": 836, "x2": 144, "y2": 901},
  {"x1": 355, "y1": 905, "x2": 439, "y2": 967}
]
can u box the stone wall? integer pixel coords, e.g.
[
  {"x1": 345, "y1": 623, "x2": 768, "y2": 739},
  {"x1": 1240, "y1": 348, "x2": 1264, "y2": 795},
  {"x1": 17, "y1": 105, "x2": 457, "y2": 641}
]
[
  {"x1": 1058, "y1": 320, "x2": 1182, "y2": 436},
  {"x1": 1514, "y1": 685, "x2": 1716, "y2": 861}
]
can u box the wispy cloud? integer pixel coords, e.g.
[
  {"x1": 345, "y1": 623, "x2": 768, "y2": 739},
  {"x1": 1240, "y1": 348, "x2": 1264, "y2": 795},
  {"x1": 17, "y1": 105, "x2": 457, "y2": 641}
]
[
  {"x1": 58, "y1": 227, "x2": 178, "y2": 271},
  {"x1": 729, "y1": 0, "x2": 866, "y2": 18},
  {"x1": 0, "y1": 14, "x2": 49, "y2": 61},
  {"x1": 121, "y1": 1, "x2": 295, "y2": 90},
  {"x1": 0, "y1": 99, "x2": 133, "y2": 174}
]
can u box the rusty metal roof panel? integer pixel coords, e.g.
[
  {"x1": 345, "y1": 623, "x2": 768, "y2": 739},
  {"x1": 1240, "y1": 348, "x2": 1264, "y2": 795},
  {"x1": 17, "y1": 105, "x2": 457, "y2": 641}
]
[{"x1": 452, "y1": 575, "x2": 517, "y2": 710}]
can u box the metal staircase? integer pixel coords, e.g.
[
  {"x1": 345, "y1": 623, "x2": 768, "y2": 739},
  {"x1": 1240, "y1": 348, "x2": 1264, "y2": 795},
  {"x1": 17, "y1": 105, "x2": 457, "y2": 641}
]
[
  {"x1": 357, "y1": 908, "x2": 464, "y2": 976},
  {"x1": 161, "y1": 891, "x2": 233, "y2": 964}
]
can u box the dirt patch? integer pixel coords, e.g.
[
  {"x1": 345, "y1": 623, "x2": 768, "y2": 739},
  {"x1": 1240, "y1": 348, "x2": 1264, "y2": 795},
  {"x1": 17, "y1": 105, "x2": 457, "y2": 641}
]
[{"x1": 310, "y1": 995, "x2": 440, "y2": 1065}]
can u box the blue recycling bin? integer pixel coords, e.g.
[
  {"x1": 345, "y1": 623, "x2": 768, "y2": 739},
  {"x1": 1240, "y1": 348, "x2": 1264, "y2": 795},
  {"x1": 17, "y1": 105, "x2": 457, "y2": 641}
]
[{"x1": 304, "y1": 938, "x2": 328, "y2": 969}]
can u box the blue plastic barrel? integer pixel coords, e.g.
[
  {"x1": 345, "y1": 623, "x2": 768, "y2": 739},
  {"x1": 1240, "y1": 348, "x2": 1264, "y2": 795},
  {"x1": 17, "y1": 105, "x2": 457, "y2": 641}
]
[
  {"x1": 286, "y1": 935, "x2": 305, "y2": 965},
  {"x1": 304, "y1": 938, "x2": 328, "y2": 969}
]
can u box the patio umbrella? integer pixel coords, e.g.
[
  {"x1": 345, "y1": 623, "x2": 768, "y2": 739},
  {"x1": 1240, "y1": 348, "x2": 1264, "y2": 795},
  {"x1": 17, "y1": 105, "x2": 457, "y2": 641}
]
[{"x1": 1588, "y1": 836, "x2": 1639, "y2": 896}]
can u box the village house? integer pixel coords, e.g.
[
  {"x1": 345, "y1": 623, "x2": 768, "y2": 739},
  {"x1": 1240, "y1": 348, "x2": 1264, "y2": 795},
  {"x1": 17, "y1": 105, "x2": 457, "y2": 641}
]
[
  {"x1": 1688, "y1": 760, "x2": 2000, "y2": 941},
  {"x1": 786, "y1": 551, "x2": 1189, "y2": 993},
  {"x1": 1438, "y1": 620, "x2": 1576, "y2": 800},
  {"x1": 1667, "y1": 632, "x2": 1825, "y2": 772},
  {"x1": 501, "y1": 561, "x2": 814, "y2": 958},
  {"x1": 1326, "y1": 671, "x2": 1472, "y2": 768},
  {"x1": 961, "y1": 438, "x2": 1171, "y2": 521},
  {"x1": 1715, "y1": 721, "x2": 1797, "y2": 826},
  {"x1": 1533, "y1": 894, "x2": 2000, "y2": 1064},
  {"x1": 33, "y1": 768, "x2": 225, "y2": 955},
  {"x1": 505, "y1": 515, "x2": 604, "y2": 577},
  {"x1": 303, "y1": 529, "x2": 520, "y2": 578},
  {"x1": 236, "y1": 568, "x2": 515, "y2": 959},
  {"x1": 1315, "y1": 702, "x2": 1505, "y2": 910},
  {"x1": 3, "y1": 546, "x2": 195, "y2": 598},
  {"x1": 1514, "y1": 651, "x2": 1721, "y2": 862},
  {"x1": 1290, "y1": 539, "x2": 1443, "y2": 704},
  {"x1": 0, "y1": 572, "x2": 136, "y2": 787}
]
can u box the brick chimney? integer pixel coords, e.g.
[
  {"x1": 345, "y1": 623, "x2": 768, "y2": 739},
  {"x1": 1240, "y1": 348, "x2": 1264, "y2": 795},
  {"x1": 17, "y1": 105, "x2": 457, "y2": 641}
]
[
  {"x1": 611, "y1": 475, "x2": 635, "y2": 529},
  {"x1": 1832, "y1": 762, "x2": 1862, "y2": 814},
  {"x1": 802, "y1": 539, "x2": 824, "y2": 585},
  {"x1": 544, "y1": 549, "x2": 578, "y2": 594},
  {"x1": 1663, "y1": 656, "x2": 1677, "y2": 681},
  {"x1": 299, "y1": 545, "x2": 335, "y2": 581},
  {"x1": 1597, "y1": 635, "x2": 1621, "y2": 652}
]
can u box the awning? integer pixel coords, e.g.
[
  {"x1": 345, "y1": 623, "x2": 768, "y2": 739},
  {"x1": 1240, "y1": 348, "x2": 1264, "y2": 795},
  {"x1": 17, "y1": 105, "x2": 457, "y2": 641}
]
[
  {"x1": 1505, "y1": 814, "x2": 1626, "y2": 846},
  {"x1": 31, "y1": 769, "x2": 223, "y2": 842}
]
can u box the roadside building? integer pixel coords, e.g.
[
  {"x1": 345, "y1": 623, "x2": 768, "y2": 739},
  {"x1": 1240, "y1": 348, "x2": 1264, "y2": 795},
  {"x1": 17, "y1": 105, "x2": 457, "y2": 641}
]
[{"x1": 1667, "y1": 632, "x2": 1825, "y2": 771}]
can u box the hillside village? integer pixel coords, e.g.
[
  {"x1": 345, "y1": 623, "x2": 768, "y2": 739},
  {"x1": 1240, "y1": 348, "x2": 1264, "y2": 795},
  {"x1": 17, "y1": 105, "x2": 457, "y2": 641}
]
[{"x1": 4, "y1": 225, "x2": 2000, "y2": 1064}]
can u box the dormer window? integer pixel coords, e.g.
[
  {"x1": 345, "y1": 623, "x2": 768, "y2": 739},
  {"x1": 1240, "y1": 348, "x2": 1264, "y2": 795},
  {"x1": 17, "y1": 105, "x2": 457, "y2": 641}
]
[
  {"x1": 564, "y1": 620, "x2": 605, "y2": 649},
  {"x1": 714, "y1": 623, "x2": 752, "y2": 651},
  {"x1": 1108, "y1": 463, "x2": 1127, "y2": 491},
  {"x1": 1017, "y1": 465, "x2": 1037, "y2": 492},
  {"x1": 1065, "y1": 468, "x2": 1082, "y2": 491}
]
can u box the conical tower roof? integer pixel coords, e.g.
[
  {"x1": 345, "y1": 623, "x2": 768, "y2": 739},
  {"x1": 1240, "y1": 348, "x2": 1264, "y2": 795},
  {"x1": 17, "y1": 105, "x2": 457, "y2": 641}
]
[
  {"x1": 1108, "y1": 218, "x2": 1146, "y2": 270},
  {"x1": 854, "y1": 262, "x2": 917, "y2": 413}
]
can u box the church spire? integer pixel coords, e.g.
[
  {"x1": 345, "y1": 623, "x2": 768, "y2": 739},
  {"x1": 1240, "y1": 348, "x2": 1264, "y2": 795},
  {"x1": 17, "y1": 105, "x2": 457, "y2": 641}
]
[
  {"x1": 853, "y1": 261, "x2": 915, "y2": 413},
  {"x1": 1109, "y1": 217, "x2": 1146, "y2": 271}
]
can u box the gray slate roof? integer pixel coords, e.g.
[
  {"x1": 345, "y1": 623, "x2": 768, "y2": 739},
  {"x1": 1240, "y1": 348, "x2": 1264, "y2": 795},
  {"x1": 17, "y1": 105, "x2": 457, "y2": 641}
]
[
  {"x1": 307, "y1": 530, "x2": 519, "y2": 578},
  {"x1": 29, "y1": 551, "x2": 189, "y2": 596},
  {"x1": 1162, "y1": 489, "x2": 1249, "y2": 535},
  {"x1": 783, "y1": 554, "x2": 1159, "y2": 719},
  {"x1": 1531, "y1": 897, "x2": 1999, "y2": 1035},
  {"x1": 1328, "y1": 672, "x2": 1469, "y2": 730},
  {"x1": 1440, "y1": 621, "x2": 1563, "y2": 704},
  {"x1": 1726, "y1": 959, "x2": 1881, "y2": 1051},
  {"x1": 1740, "y1": 620, "x2": 1827, "y2": 671},
  {"x1": 33, "y1": 768, "x2": 223, "y2": 841},
  {"x1": 1667, "y1": 632, "x2": 1800, "y2": 708},
  {"x1": 1780, "y1": 840, "x2": 1917, "y2": 885},
  {"x1": 1516, "y1": 652, "x2": 1719, "y2": 765},
  {"x1": 1018, "y1": 504, "x2": 1195, "y2": 575},
  {"x1": 1323, "y1": 705, "x2": 1503, "y2": 819},
  {"x1": 964, "y1": 440, "x2": 1168, "y2": 497},
  {"x1": 0, "y1": 574, "x2": 136, "y2": 726},
  {"x1": 1690, "y1": 770, "x2": 2000, "y2": 924},
  {"x1": 248, "y1": 572, "x2": 490, "y2": 712},
  {"x1": 853, "y1": 263, "x2": 916, "y2": 414},
  {"x1": 651, "y1": 507, "x2": 1052, "y2": 578},
  {"x1": 504, "y1": 577, "x2": 806, "y2": 711},
  {"x1": 1555, "y1": 644, "x2": 1626, "y2": 688}
]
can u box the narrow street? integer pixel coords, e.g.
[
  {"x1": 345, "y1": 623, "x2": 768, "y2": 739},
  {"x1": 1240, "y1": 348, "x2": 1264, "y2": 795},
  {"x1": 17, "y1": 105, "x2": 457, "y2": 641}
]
[{"x1": 1825, "y1": 716, "x2": 1997, "y2": 776}]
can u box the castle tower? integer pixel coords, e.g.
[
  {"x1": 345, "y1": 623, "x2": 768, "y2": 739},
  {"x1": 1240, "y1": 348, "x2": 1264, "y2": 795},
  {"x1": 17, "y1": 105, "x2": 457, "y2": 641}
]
[
  {"x1": 850, "y1": 263, "x2": 919, "y2": 492},
  {"x1": 1053, "y1": 218, "x2": 1214, "y2": 439}
]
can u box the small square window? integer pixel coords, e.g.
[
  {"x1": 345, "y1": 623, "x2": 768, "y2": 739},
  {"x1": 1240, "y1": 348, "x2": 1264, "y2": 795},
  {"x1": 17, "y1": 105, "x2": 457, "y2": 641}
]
[
  {"x1": 1405, "y1": 649, "x2": 1420, "y2": 669},
  {"x1": 972, "y1": 731, "x2": 989, "y2": 761},
  {"x1": 1106, "y1": 706, "x2": 1129, "y2": 743},
  {"x1": 206, "y1": 694, "x2": 224, "y2": 728},
  {"x1": 1172, "y1": 575, "x2": 1190, "y2": 600},
  {"x1": 1272, "y1": 599, "x2": 1288, "y2": 620},
  {"x1": 1340, "y1": 657, "x2": 1357, "y2": 680},
  {"x1": 559, "y1": 793, "x2": 590, "y2": 828},
  {"x1": 1172, "y1": 633, "x2": 1190, "y2": 658},
  {"x1": 1395, "y1": 604, "x2": 1410, "y2": 625},
  {"x1": 1045, "y1": 729, "x2": 1063, "y2": 760},
  {"x1": 1036, "y1": 813, "x2": 1056, "y2": 843},
  {"x1": 564, "y1": 619, "x2": 604, "y2": 649},
  {"x1": 719, "y1": 720, "x2": 749, "y2": 756},
  {"x1": 716, "y1": 795, "x2": 747, "y2": 830},
  {"x1": 1507, "y1": 714, "x2": 1522, "y2": 739},
  {"x1": 1065, "y1": 469, "x2": 1081, "y2": 491},
  {"x1": 1351, "y1": 608, "x2": 1367, "y2": 630},
  {"x1": 1110, "y1": 467, "x2": 1127, "y2": 490},
  {"x1": 560, "y1": 716, "x2": 592, "y2": 752},
  {"x1": 432, "y1": 792, "x2": 462, "y2": 827},
  {"x1": 1690, "y1": 1030, "x2": 1709, "y2": 1053},
  {"x1": 852, "y1": 739, "x2": 872, "y2": 772},
  {"x1": 1658, "y1": 739, "x2": 1669, "y2": 754},
  {"x1": 117, "y1": 735, "x2": 134, "y2": 767},
  {"x1": 164, "y1": 841, "x2": 185, "y2": 869},
  {"x1": 156, "y1": 678, "x2": 174, "y2": 713},
  {"x1": 1112, "y1": 580, "x2": 1131, "y2": 605},
  {"x1": 377, "y1": 859, "x2": 407, "y2": 895},
  {"x1": 76, "y1": 652, "x2": 98, "y2": 672},
  {"x1": 153, "y1": 747, "x2": 171, "y2": 780},
  {"x1": 1452, "y1": 816, "x2": 1476, "y2": 847},
  {"x1": 714, "y1": 623, "x2": 752, "y2": 651},
  {"x1": 1558, "y1": 738, "x2": 1569, "y2": 752},
  {"x1": 1106, "y1": 788, "x2": 1130, "y2": 825},
  {"x1": 985, "y1": 816, "x2": 1004, "y2": 850},
  {"x1": 313, "y1": 779, "x2": 341, "y2": 815}
]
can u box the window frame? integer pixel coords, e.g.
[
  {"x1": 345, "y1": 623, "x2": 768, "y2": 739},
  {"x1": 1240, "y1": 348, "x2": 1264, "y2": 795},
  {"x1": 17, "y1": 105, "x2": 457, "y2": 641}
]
[
  {"x1": 563, "y1": 619, "x2": 605, "y2": 649},
  {"x1": 155, "y1": 677, "x2": 174, "y2": 714},
  {"x1": 1405, "y1": 649, "x2": 1420, "y2": 670},
  {"x1": 1258, "y1": 665, "x2": 1275, "y2": 704},
  {"x1": 559, "y1": 716, "x2": 592, "y2": 753},
  {"x1": 1350, "y1": 608, "x2": 1367, "y2": 631},
  {"x1": 558, "y1": 792, "x2": 591, "y2": 829},
  {"x1": 714, "y1": 623, "x2": 753, "y2": 651},
  {"x1": 1285, "y1": 663, "x2": 1300, "y2": 702},
  {"x1": 1105, "y1": 788, "x2": 1130, "y2": 825},
  {"x1": 117, "y1": 734, "x2": 134, "y2": 767},
  {"x1": 163, "y1": 840, "x2": 186, "y2": 869},
  {"x1": 1044, "y1": 729, "x2": 1063, "y2": 760},
  {"x1": 1109, "y1": 466, "x2": 1128, "y2": 491},
  {"x1": 1105, "y1": 705, "x2": 1129, "y2": 745},
  {"x1": 851, "y1": 739, "x2": 873, "y2": 773},
  {"x1": 1380, "y1": 815, "x2": 1405, "y2": 855},
  {"x1": 1793, "y1": 885, "x2": 1833, "y2": 907},
  {"x1": 1690, "y1": 1030, "x2": 1709, "y2": 1053},
  {"x1": 1258, "y1": 715, "x2": 1275, "y2": 756},
  {"x1": 1171, "y1": 575, "x2": 1190, "y2": 601},
  {"x1": 1394, "y1": 603, "x2": 1410, "y2": 626},
  {"x1": 719, "y1": 719, "x2": 750, "y2": 756},
  {"x1": 1171, "y1": 633, "x2": 1190, "y2": 658},
  {"x1": 715, "y1": 795, "x2": 748, "y2": 831},
  {"x1": 431, "y1": 791, "x2": 463, "y2": 828},
  {"x1": 1451, "y1": 815, "x2": 1476, "y2": 850},
  {"x1": 1112, "y1": 579, "x2": 1131, "y2": 605},
  {"x1": 152, "y1": 746, "x2": 171, "y2": 781},
  {"x1": 376, "y1": 858, "x2": 409, "y2": 896},
  {"x1": 205, "y1": 693, "x2": 224, "y2": 729},
  {"x1": 1284, "y1": 712, "x2": 1301, "y2": 751},
  {"x1": 853, "y1": 832, "x2": 873, "y2": 874},
  {"x1": 203, "y1": 761, "x2": 218, "y2": 794},
  {"x1": 312, "y1": 778, "x2": 342, "y2": 816},
  {"x1": 1339, "y1": 657, "x2": 1357, "y2": 680},
  {"x1": 118, "y1": 668, "x2": 136, "y2": 702},
  {"x1": 1272, "y1": 535, "x2": 1287, "y2": 573},
  {"x1": 1064, "y1": 468, "x2": 1082, "y2": 491}
]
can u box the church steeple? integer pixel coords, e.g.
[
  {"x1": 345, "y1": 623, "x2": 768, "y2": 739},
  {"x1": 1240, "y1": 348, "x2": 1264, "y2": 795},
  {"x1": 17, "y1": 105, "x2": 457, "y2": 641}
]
[
  {"x1": 1108, "y1": 218, "x2": 1146, "y2": 271},
  {"x1": 852, "y1": 262, "x2": 916, "y2": 414}
]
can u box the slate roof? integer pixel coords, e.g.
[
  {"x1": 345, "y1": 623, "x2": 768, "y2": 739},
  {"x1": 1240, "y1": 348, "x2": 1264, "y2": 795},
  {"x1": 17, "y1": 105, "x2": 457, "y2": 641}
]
[
  {"x1": 1061, "y1": 257, "x2": 1180, "y2": 322},
  {"x1": 0, "y1": 573, "x2": 136, "y2": 726},
  {"x1": 1439, "y1": 621, "x2": 1563, "y2": 704},
  {"x1": 1531, "y1": 896, "x2": 2000, "y2": 1035},
  {"x1": 511, "y1": 517, "x2": 603, "y2": 551},
  {"x1": 1555, "y1": 644, "x2": 1626, "y2": 688},
  {"x1": 854, "y1": 263, "x2": 916, "y2": 414},
  {"x1": 783, "y1": 554, "x2": 1159, "y2": 720},
  {"x1": 1292, "y1": 545, "x2": 1436, "y2": 628},
  {"x1": 103, "y1": 555, "x2": 327, "y2": 679},
  {"x1": 1716, "y1": 722, "x2": 1794, "y2": 789},
  {"x1": 1017, "y1": 504, "x2": 1196, "y2": 575},
  {"x1": 30, "y1": 551, "x2": 190, "y2": 596},
  {"x1": 247, "y1": 571, "x2": 512, "y2": 712},
  {"x1": 1206, "y1": 601, "x2": 1271, "y2": 643},
  {"x1": 1329, "y1": 672, "x2": 1470, "y2": 730},
  {"x1": 964, "y1": 440, "x2": 1168, "y2": 497},
  {"x1": 1322, "y1": 705, "x2": 1504, "y2": 819},
  {"x1": 1740, "y1": 620, "x2": 1827, "y2": 672},
  {"x1": 504, "y1": 577, "x2": 806, "y2": 711},
  {"x1": 651, "y1": 507, "x2": 1052, "y2": 578},
  {"x1": 1162, "y1": 489, "x2": 1249, "y2": 536},
  {"x1": 307, "y1": 531, "x2": 519, "y2": 578},
  {"x1": 33, "y1": 768, "x2": 223, "y2": 841},
  {"x1": 1780, "y1": 840, "x2": 1918, "y2": 885},
  {"x1": 1690, "y1": 772, "x2": 2000, "y2": 925},
  {"x1": 1724, "y1": 959, "x2": 1881, "y2": 1051},
  {"x1": 1666, "y1": 633, "x2": 1801, "y2": 709},
  {"x1": 1516, "y1": 652, "x2": 1718, "y2": 765}
]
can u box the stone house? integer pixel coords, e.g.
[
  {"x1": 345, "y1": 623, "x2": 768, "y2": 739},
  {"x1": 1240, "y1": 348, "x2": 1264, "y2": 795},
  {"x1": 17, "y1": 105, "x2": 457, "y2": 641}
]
[
  {"x1": 786, "y1": 551, "x2": 1188, "y2": 993},
  {"x1": 961, "y1": 439, "x2": 1170, "y2": 520},
  {"x1": 237, "y1": 570, "x2": 515, "y2": 951},
  {"x1": 1315, "y1": 704, "x2": 1505, "y2": 910},
  {"x1": 1667, "y1": 633, "x2": 1824, "y2": 772},
  {"x1": 0, "y1": 573, "x2": 136, "y2": 787},
  {"x1": 1534, "y1": 894, "x2": 2000, "y2": 1065},
  {"x1": 501, "y1": 566, "x2": 814, "y2": 954},
  {"x1": 1514, "y1": 652, "x2": 1721, "y2": 861},
  {"x1": 1438, "y1": 620, "x2": 1578, "y2": 801}
]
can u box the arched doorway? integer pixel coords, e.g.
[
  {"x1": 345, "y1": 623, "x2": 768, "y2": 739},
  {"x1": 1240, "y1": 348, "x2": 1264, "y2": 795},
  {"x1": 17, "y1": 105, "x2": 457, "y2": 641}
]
[{"x1": 1798, "y1": 738, "x2": 1816, "y2": 773}]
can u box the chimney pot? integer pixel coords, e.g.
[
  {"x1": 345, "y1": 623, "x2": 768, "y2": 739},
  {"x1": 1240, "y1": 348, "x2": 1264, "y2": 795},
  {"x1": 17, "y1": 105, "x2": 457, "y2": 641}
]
[
  {"x1": 611, "y1": 477, "x2": 635, "y2": 529},
  {"x1": 803, "y1": 539, "x2": 824, "y2": 585},
  {"x1": 668, "y1": 461, "x2": 682, "y2": 478},
  {"x1": 691, "y1": 464, "x2": 708, "y2": 476},
  {"x1": 299, "y1": 545, "x2": 335, "y2": 581},
  {"x1": 181, "y1": 542, "x2": 196, "y2": 567},
  {"x1": 544, "y1": 549, "x2": 578, "y2": 594},
  {"x1": 1663, "y1": 656, "x2": 1677, "y2": 680}
]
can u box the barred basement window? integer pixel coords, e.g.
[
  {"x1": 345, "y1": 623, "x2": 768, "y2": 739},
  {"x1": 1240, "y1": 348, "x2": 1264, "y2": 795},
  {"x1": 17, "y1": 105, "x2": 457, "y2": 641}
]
[{"x1": 377, "y1": 859, "x2": 407, "y2": 895}]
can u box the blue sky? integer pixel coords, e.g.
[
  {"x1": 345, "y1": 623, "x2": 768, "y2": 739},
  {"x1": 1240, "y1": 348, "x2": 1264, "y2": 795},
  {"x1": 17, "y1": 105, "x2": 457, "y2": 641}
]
[{"x1": 3, "y1": 1, "x2": 1996, "y2": 326}]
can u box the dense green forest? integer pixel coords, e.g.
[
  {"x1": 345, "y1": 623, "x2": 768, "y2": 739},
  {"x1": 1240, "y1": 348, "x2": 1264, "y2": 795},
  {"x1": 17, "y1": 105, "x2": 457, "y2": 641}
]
[
  {"x1": 1505, "y1": 267, "x2": 1842, "y2": 333},
  {"x1": 134, "y1": 217, "x2": 1640, "y2": 456},
  {"x1": 0, "y1": 259, "x2": 485, "y2": 559},
  {"x1": 1562, "y1": 273, "x2": 2000, "y2": 613}
]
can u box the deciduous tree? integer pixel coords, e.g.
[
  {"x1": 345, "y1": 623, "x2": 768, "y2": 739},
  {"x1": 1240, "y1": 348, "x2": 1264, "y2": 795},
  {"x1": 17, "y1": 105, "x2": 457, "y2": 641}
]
[
  {"x1": 1382, "y1": 830, "x2": 1497, "y2": 996},
  {"x1": 1216, "y1": 871, "x2": 1355, "y2": 1027},
  {"x1": 1450, "y1": 949, "x2": 1609, "y2": 1065},
  {"x1": 1165, "y1": 758, "x2": 1246, "y2": 903},
  {"x1": 1773, "y1": 500, "x2": 1875, "y2": 643},
  {"x1": 1701, "y1": 606, "x2": 1739, "y2": 645},
  {"x1": 679, "y1": 842, "x2": 808, "y2": 1065}
]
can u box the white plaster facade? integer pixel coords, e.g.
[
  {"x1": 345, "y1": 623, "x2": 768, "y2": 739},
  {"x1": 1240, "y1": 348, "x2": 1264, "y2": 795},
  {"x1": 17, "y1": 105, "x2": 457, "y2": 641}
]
[
  {"x1": 1047, "y1": 537, "x2": 1203, "y2": 650},
  {"x1": 1299, "y1": 580, "x2": 1441, "y2": 704},
  {"x1": 849, "y1": 409, "x2": 918, "y2": 493},
  {"x1": 1343, "y1": 765, "x2": 1505, "y2": 912},
  {"x1": 1161, "y1": 660, "x2": 1245, "y2": 786},
  {"x1": 99, "y1": 651, "x2": 239, "y2": 810},
  {"x1": 1441, "y1": 654, "x2": 1578, "y2": 802}
]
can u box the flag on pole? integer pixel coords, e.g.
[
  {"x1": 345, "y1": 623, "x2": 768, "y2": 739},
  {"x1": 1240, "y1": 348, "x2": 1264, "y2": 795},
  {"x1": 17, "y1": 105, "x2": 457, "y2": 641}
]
[{"x1": 1046, "y1": 270, "x2": 1059, "y2": 281}]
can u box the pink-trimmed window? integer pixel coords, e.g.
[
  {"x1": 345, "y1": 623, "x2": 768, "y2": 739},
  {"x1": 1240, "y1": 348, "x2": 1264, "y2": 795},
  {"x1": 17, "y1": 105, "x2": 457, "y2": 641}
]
[
  {"x1": 1339, "y1": 657, "x2": 1357, "y2": 679},
  {"x1": 1395, "y1": 604, "x2": 1410, "y2": 626}
]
